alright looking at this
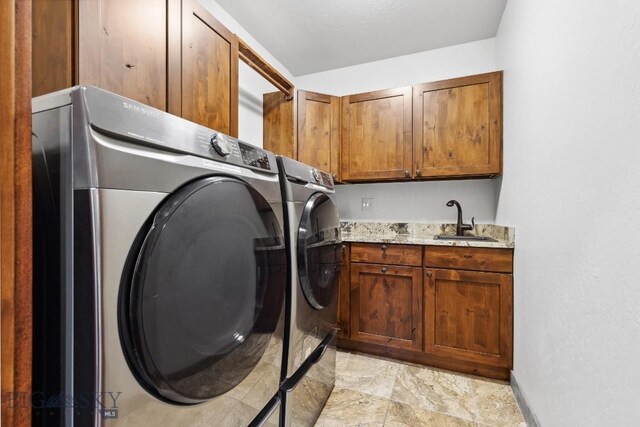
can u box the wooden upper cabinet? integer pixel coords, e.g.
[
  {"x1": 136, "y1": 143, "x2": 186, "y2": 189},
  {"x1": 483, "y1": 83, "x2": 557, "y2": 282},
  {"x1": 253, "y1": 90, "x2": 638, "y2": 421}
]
[
  {"x1": 341, "y1": 87, "x2": 413, "y2": 181},
  {"x1": 424, "y1": 268, "x2": 512, "y2": 368},
  {"x1": 414, "y1": 71, "x2": 503, "y2": 178},
  {"x1": 350, "y1": 263, "x2": 423, "y2": 351},
  {"x1": 79, "y1": 0, "x2": 168, "y2": 111},
  {"x1": 263, "y1": 92, "x2": 295, "y2": 159},
  {"x1": 297, "y1": 90, "x2": 341, "y2": 180},
  {"x1": 175, "y1": 0, "x2": 238, "y2": 135},
  {"x1": 33, "y1": 0, "x2": 74, "y2": 97}
]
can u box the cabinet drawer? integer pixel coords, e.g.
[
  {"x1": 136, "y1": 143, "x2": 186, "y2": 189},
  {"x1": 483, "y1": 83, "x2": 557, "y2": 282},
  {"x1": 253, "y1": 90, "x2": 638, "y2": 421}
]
[
  {"x1": 424, "y1": 246, "x2": 513, "y2": 273},
  {"x1": 351, "y1": 243, "x2": 422, "y2": 266}
]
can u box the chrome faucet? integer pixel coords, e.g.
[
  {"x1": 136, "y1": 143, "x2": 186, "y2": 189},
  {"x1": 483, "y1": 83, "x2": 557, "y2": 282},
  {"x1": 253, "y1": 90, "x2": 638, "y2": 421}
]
[{"x1": 446, "y1": 200, "x2": 474, "y2": 236}]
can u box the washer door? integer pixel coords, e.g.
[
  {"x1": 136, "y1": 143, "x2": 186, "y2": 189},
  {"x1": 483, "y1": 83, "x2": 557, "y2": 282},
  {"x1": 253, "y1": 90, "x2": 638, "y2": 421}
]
[
  {"x1": 297, "y1": 193, "x2": 342, "y2": 310},
  {"x1": 119, "y1": 176, "x2": 285, "y2": 404}
]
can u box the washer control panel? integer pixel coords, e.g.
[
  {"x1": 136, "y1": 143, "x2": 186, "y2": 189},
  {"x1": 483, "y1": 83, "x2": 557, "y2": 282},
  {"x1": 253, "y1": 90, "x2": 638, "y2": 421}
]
[
  {"x1": 208, "y1": 132, "x2": 272, "y2": 171},
  {"x1": 239, "y1": 142, "x2": 271, "y2": 170}
]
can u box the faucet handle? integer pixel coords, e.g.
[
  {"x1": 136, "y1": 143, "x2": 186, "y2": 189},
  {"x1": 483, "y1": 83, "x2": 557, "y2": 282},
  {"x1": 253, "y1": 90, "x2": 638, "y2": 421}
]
[{"x1": 461, "y1": 216, "x2": 475, "y2": 232}]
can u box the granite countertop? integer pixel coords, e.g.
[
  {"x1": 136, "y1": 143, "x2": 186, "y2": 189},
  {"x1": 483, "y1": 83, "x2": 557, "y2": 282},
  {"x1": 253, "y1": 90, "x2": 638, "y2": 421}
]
[{"x1": 340, "y1": 222, "x2": 515, "y2": 249}]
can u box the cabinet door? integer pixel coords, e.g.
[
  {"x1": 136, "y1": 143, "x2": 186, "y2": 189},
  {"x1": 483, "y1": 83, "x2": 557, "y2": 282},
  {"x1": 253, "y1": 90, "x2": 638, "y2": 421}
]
[
  {"x1": 263, "y1": 92, "x2": 295, "y2": 158},
  {"x1": 341, "y1": 87, "x2": 413, "y2": 181},
  {"x1": 297, "y1": 90, "x2": 341, "y2": 180},
  {"x1": 425, "y1": 268, "x2": 512, "y2": 368},
  {"x1": 175, "y1": 0, "x2": 238, "y2": 135},
  {"x1": 33, "y1": 0, "x2": 74, "y2": 97},
  {"x1": 350, "y1": 263, "x2": 423, "y2": 351},
  {"x1": 414, "y1": 72, "x2": 502, "y2": 178},
  {"x1": 337, "y1": 244, "x2": 351, "y2": 339},
  {"x1": 79, "y1": 0, "x2": 167, "y2": 110}
]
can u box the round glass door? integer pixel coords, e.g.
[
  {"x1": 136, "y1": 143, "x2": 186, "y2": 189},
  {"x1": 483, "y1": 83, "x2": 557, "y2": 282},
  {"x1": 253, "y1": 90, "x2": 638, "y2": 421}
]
[
  {"x1": 119, "y1": 176, "x2": 285, "y2": 404},
  {"x1": 297, "y1": 193, "x2": 342, "y2": 310}
]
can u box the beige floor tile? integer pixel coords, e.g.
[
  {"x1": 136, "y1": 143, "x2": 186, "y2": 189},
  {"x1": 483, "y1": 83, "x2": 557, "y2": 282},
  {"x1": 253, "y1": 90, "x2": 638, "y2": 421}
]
[
  {"x1": 384, "y1": 401, "x2": 478, "y2": 427},
  {"x1": 471, "y1": 379, "x2": 525, "y2": 426},
  {"x1": 314, "y1": 388, "x2": 390, "y2": 427},
  {"x1": 217, "y1": 401, "x2": 278, "y2": 427},
  {"x1": 335, "y1": 350, "x2": 353, "y2": 373},
  {"x1": 390, "y1": 365, "x2": 476, "y2": 422},
  {"x1": 335, "y1": 352, "x2": 401, "y2": 399},
  {"x1": 241, "y1": 362, "x2": 280, "y2": 409}
]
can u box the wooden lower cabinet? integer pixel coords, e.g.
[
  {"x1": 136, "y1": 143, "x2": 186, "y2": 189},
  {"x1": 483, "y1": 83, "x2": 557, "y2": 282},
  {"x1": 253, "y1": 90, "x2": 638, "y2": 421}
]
[
  {"x1": 338, "y1": 243, "x2": 514, "y2": 380},
  {"x1": 337, "y1": 244, "x2": 351, "y2": 339},
  {"x1": 424, "y1": 268, "x2": 513, "y2": 368},
  {"x1": 350, "y1": 263, "x2": 423, "y2": 351}
]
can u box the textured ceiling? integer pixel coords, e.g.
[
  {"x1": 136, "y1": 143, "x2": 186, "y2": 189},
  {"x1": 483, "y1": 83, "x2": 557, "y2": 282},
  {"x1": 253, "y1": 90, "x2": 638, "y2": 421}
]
[{"x1": 215, "y1": 0, "x2": 508, "y2": 76}]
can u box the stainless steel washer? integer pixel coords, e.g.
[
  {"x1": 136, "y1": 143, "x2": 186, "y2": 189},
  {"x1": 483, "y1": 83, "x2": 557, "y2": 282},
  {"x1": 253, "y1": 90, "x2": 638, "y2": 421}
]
[
  {"x1": 276, "y1": 157, "x2": 342, "y2": 427},
  {"x1": 32, "y1": 86, "x2": 285, "y2": 426}
]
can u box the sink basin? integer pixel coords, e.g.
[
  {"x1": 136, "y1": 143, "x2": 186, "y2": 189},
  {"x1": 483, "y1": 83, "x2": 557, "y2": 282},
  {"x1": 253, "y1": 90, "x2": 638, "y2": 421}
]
[{"x1": 435, "y1": 235, "x2": 498, "y2": 242}]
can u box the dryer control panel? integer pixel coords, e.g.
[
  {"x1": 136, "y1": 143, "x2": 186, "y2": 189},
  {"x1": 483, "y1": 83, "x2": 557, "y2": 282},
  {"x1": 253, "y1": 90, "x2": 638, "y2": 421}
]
[
  {"x1": 277, "y1": 156, "x2": 334, "y2": 191},
  {"x1": 309, "y1": 168, "x2": 333, "y2": 188}
]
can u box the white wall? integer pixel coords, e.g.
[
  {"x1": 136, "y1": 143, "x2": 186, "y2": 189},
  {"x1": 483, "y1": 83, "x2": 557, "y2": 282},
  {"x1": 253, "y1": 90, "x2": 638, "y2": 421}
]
[
  {"x1": 198, "y1": 0, "x2": 295, "y2": 146},
  {"x1": 296, "y1": 38, "x2": 497, "y2": 96},
  {"x1": 335, "y1": 179, "x2": 499, "y2": 223},
  {"x1": 297, "y1": 38, "x2": 501, "y2": 223},
  {"x1": 495, "y1": 1, "x2": 640, "y2": 425},
  {"x1": 238, "y1": 62, "x2": 278, "y2": 147}
]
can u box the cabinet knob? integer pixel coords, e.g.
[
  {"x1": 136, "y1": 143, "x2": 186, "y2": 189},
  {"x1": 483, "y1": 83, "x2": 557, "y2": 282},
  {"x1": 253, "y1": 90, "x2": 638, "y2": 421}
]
[
  {"x1": 381, "y1": 244, "x2": 387, "y2": 251},
  {"x1": 381, "y1": 267, "x2": 388, "y2": 273},
  {"x1": 415, "y1": 168, "x2": 421, "y2": 177},
  {"x1": 426, "y1": 271, "x2": 433, "y2": 277},
  {"x1": 404, "y1": 170, "x2": 410, "y2": 177}
]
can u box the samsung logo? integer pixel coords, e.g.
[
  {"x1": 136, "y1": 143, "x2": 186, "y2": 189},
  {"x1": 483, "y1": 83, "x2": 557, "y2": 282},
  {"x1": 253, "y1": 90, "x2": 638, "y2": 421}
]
[{"x1": 122, "y1": 101, "x2": 159, "y2": 118}]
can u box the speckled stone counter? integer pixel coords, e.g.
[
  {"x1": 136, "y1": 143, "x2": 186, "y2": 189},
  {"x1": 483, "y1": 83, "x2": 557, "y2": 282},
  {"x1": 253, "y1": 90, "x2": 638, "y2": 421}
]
[{"x1": 340, "y1": 222, "x2": 515, "y2": 249}]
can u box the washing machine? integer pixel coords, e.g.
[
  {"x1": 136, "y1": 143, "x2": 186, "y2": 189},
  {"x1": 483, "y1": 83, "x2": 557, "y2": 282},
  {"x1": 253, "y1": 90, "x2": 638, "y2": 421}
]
[
  {"x1": 32, "y1": 86, "x2": 286, "y2": 426},
  {"x1": 276, "y1": 157, "x2": 342, "y2": 427}
]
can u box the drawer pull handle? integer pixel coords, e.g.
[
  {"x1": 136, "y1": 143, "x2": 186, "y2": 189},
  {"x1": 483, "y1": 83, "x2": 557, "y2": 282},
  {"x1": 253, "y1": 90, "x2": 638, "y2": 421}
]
[
  {"x1": 463, "y1": 255, "x2": 473, "y2": 259},
  {"x1": 381, "y1": 267, "x2": 388, "y2": 273},
  {"x1": 381, "y1": 245, "x2": 387, "y2": 251},
  {"x1": 426, "y1": 271, "x2": 433, "y2": 277}
]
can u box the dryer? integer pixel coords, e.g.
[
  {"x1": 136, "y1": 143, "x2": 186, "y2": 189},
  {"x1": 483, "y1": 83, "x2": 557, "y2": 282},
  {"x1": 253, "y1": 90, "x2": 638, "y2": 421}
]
[
  {"x1": 32, "y1": 86, "x2": 285, "y2": 426},
  {"x1": 277, "y1": 157, "x2": 342, "y2": 427}
]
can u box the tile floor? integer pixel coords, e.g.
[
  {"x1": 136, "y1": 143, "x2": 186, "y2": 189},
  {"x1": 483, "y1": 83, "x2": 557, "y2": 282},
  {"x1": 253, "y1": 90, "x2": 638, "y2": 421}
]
[{"x1": 315, "y1": 350, "x2": 526, "y2": 427}]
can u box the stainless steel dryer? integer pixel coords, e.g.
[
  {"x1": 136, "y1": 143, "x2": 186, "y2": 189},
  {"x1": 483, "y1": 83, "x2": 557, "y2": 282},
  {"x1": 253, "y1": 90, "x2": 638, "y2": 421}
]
[
  {"x1": 276, "y1": 157, "x2": 342, "y2": 427},
  {"x1": 32, "y1": 86, "x2": 286, "y2": 426}
]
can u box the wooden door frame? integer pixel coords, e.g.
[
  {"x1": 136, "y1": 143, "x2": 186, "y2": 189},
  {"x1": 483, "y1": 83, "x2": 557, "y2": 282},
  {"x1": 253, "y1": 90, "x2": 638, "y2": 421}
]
[{"x1": 1, "y1": 0, "x2": 33, "y2": 425}]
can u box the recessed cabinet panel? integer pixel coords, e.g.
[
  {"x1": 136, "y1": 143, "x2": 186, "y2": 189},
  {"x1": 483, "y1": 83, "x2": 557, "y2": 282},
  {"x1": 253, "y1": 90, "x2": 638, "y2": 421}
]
[
  {"x1": 434, "y1": 278, "x2": 501, "y2": 355},
  {"x1": 341, "y1": 87, "x2": 413, "y2": 181},
  {"x1": 79, "y1": 0, "x2": 167, "y2": 110},
  {"x1": 263, "y1": 92, "x2": 295, "y2": 158},
  {"x1": 422, "y1": 84, "x2": 490, "y2": 168},
  {"x1": 350, "y1": 263, "x2": 423, "y2": 351},
  {"x1": 181, "y1": 0, "x2": 238, "y2": 135},
  {"x1": 298, "y1": 90, "x2": 341, "y2": 180},
  {"x1": 359, "y1": 273, "x2": 413, "y2": 340},
  {"x1": 414, "y1": 72, "x2": 502, "y2": 178},
  {"x1": 425, "y1": 268, "x2": 512, "y2": 367}
]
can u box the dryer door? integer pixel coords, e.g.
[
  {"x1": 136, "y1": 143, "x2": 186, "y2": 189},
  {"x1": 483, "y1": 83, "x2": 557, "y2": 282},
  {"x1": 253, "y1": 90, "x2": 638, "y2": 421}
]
[
  {"x1": 297, "y1": 193, "x2": 342, "y2": 310},
  {"x1": 119, "y1": 176, "x2": 285, "y2": 404}
]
